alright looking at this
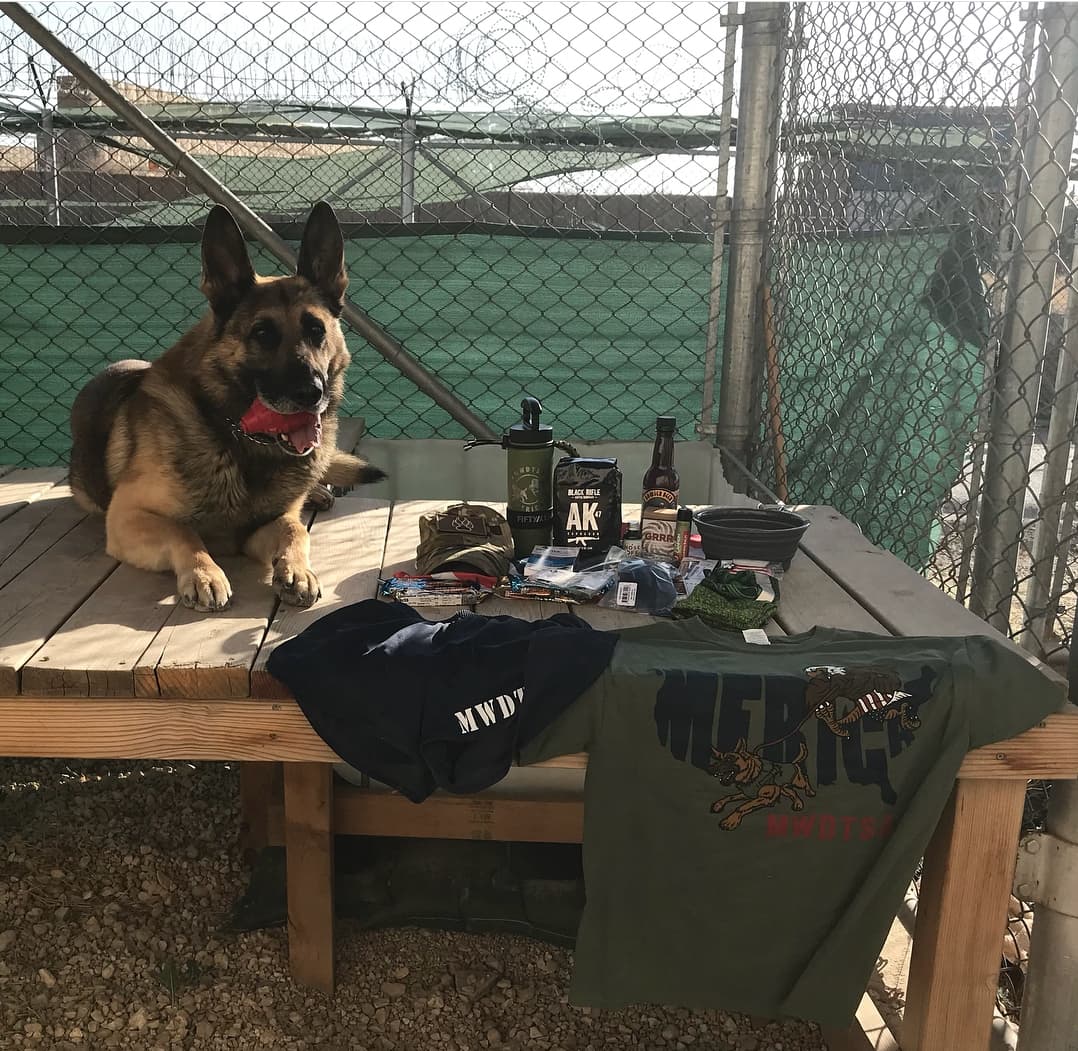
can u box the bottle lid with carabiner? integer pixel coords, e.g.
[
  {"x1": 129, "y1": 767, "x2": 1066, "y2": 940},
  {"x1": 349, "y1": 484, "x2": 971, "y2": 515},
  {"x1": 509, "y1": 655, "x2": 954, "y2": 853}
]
[{"x1": 506, "y1": 396, "x2": 553, "y2": 448}]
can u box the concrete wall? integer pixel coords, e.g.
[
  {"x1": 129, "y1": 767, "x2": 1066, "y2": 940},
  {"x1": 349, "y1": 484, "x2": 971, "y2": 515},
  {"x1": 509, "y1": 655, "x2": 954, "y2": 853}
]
[{"x1": 354, "y1": 438, "x2": 743, "y2": 509}]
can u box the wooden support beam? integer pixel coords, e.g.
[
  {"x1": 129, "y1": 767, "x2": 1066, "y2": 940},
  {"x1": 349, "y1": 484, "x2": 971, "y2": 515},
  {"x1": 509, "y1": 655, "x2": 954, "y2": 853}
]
[
  {"x1": 903, "y1": 779, "x2": 1028, "y2": 1051},
  {"x1": 238, "y1": 761, "x2": 278, "y2": 858},
  {"x1": 284, "y1": 762, "x2": 335, "y2": 993},
  {"x1": 266, "y1": 784, "x2": 585, "y2": 845},
  {"x1": 0, "y1": 698, "x2": 1073, "y2": 779}
]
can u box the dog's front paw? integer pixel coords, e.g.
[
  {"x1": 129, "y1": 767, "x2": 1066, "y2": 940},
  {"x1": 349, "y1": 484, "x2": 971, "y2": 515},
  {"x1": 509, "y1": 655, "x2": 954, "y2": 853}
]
[
  {"x1": 273, "y1": 558, "x2": 321, "y2": 607},
  {"x1": 304, "y1": 483, "x2": 335, "y2": 512},
  {"x1": 718, "y1": 813, "x2": 743, "y2": 831},
  {"x1": 178, "y1": 560, "x2": 233, "y2": 612}
]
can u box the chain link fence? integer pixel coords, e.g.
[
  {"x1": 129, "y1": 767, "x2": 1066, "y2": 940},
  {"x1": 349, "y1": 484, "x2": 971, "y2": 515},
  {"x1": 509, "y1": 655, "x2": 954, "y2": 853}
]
[
  {"x1": 3, "y1": 0, "x2": 1078, "y2": 1035},
  {"x1": 755, "y1": 1, "x2": 1078, "y2": 669},
  {"x1": 0, "y1": 1, "x2": 739, "y2": 463},
  {"x1": 751, "y1": 0, "x2": 1078, "y2": 1028}
]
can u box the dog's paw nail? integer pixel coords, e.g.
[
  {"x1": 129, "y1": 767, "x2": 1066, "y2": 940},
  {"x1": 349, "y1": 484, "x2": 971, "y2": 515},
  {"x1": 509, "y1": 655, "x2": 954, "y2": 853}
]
[
  {"x1": 273, "y1": 562, "x2": 320, "y2": 607},
  {"x1": 179, "y1": 565, "x2": 233, "y2": 613},
  {"x1": 304, "y1": 485, "x2": 335, "y2": 511}
]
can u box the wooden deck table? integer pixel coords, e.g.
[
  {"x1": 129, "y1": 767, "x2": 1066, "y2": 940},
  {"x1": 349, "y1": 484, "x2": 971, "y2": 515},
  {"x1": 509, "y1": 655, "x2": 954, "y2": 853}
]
[{"x1": 0, "y1": 470, "x2": 1073, "y2": 1051}]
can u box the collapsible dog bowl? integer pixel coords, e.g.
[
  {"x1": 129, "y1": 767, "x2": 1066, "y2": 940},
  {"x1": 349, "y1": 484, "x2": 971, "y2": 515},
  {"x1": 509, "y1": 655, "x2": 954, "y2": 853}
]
[{"x1": 692, "y1": 506, "x2": 810, "y2": 568}]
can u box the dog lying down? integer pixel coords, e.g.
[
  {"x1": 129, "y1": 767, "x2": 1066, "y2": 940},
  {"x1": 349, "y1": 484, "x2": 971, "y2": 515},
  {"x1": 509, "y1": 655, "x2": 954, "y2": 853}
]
[{"x1": 69, "y1": 201, "x2": 385, "y2": 612}]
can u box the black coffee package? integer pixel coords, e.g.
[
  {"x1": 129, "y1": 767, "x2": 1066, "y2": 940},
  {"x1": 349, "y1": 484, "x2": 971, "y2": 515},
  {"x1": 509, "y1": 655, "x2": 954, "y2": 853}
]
[{"x1": 553, "y1": 457, "x2": 623, "y2": 553}]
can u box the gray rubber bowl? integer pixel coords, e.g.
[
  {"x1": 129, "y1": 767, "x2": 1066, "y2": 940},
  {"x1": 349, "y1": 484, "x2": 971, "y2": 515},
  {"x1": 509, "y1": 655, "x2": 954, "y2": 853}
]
[{"x1": 693, "y1": 506, "x2": 810, "y2": 569}]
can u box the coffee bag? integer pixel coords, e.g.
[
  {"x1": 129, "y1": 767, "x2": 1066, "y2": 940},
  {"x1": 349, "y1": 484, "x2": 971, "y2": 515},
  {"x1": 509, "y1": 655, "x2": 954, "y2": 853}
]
[{"x1": 552, "y1": 457, "x2": 622, "y2": 552}]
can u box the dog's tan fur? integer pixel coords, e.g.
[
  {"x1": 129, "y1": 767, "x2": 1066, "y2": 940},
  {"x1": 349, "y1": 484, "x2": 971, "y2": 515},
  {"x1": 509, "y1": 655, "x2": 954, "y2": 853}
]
[{"x1": 69, "y1": 202, "x2": 384, "y2": 612}]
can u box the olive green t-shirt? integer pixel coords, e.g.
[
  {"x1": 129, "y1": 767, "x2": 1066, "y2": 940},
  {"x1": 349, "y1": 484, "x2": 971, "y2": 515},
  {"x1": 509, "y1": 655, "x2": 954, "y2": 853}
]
[{"x1": 520, "y1": 619, "x2": 1064, "y2": 1027}]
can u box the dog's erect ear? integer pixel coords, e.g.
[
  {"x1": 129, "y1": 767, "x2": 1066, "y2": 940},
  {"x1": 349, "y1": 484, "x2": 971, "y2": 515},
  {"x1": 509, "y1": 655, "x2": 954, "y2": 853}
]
[
  {"x1": 735, "y1": 737, "x2": 747, "y2": 753},
  {"x1": 297, "y1": 202, "x2": 347, "y2": 312},
  {"x1": 201, "y1": 206, "x2": 255, "y2": 318}
]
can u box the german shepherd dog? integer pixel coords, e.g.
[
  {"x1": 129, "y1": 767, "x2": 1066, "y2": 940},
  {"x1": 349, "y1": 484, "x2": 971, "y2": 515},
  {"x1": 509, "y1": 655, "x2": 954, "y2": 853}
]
[
  {"x1": 707, "y1": 737, "x2": 815, "y2": 831},
  {"x1": 69, "y1": 202, "x2": 385, "y2": 612}
]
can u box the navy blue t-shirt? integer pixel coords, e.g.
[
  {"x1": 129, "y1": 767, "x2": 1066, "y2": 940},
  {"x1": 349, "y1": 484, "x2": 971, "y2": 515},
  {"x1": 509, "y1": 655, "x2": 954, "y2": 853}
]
[{"x1": 267, "y1": 600, "x2": 616, "y2": 801}]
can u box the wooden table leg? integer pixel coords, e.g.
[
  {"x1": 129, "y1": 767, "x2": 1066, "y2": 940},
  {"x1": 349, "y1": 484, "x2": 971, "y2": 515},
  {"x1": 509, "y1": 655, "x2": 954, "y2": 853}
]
[
  {"x1": 238, "y1": 761, "x2": 277, "y2": 858},
  {"x1": 903, "y1": 779, "x2": 1027, "y2": 1051},
  {"x1": 283, "y1": 762, "x2": 335, "y2": 993}
]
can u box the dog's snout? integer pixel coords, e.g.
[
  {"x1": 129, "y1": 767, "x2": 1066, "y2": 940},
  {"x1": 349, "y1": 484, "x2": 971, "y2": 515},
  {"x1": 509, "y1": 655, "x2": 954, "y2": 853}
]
[
  {"x1": 256, "y1": 362, "x2": 327, "y2": 414},
  {"x1": 293, "y1": 373, "x2": 324, "y2": 409}
]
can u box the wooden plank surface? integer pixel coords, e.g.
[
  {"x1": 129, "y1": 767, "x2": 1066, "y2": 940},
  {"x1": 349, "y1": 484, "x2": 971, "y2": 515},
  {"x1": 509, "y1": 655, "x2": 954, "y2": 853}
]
[
  {"x1": 0, "y1": 698, "x2": 1073, "y2": 777},
  {"x1": 284, "y1": 762, "x2": 335, "y2": 993},
  {"x1": 380, "y1": 498, "x2": 448, "y2": 580},
  {"x1": 134, "y1": 553, "x2": 280, "y2": 698},
  {"x1": 903, "y1": 779, "x2": 1029, "y2": 1051},
  {"x1": 22, "y1": 564, "x2": 177, "y2": 696},
  {"x1": 0, "y1": 467, "x2": 67, "y2": 524},
  {"x1": 0, "y1": 486, "x2": 87, "y2": 591},
  {"x1": 777, "y1": 546, "x2": 889, "y2": 636},
  {"x1": 250, "y1": 497, "x2": 391, "y2": 698},
  {"x1": 797, "y1": 505, "x2": 1065, "y2": 682},
  {"x1": 268, "y1": 787, "x2": 585, "y2": 844},
  {"x1": 0, "y1": 515, "x2": 116, "y2": 693},
  {"x1": 0, "y1": 697, "x2": 339, "y2": 760}
]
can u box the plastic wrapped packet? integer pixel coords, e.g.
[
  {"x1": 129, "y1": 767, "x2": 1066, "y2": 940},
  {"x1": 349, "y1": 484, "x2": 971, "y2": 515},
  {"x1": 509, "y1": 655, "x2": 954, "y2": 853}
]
[
  {"x1": 522, "y1": 545, "x2": 581, "y2": 584},
  {"x1": 669, "y1": 560, "x2": 782, "y2": 630},
  {"x1": 378, "y1": 575, "x2": 489, "y2": 608},
  {"x1": 597, "y1": 555, "x2": 681, "y2": 616},
  {"x1": 501, "y1": 547, "x2": 625, "y2": 604}
]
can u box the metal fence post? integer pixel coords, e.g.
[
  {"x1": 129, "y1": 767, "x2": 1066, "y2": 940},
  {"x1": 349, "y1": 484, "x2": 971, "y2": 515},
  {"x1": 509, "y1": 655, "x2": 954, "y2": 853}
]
[
  {"x1": 958, "y1": 9, "x2": 1042, "y2": 607},
  {"x1": 1015, "y1": 777, "x2": 1078, "y2": 1049},
  {"x1": 400, "y1": 80, "x2": 417, "y2": 224},
  {"x1": 401, "y1": 116, "x2": 417, "y2": 223},
  {"x1": 970, "y1": 2, "x2": 1078, "y2": 631},
  {"x1": 716, "y1": 2, "x2": 784, "y2": 476},
  {"x1": 1016, "y1": 650, "x2": 1078, "y2": 1048},
  {"x1": 697, "y1": 3, "x2": 738, "y2": 442},
  {"x1": 36, "y1": 108, "x2": 60, "y2": 226},
  {"x1": 1021, "y1": 244, "x2": 1078, "y2": 654}
]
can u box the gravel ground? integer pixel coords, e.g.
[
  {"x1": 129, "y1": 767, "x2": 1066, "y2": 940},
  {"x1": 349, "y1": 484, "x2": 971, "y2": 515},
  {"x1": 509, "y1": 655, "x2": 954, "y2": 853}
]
[{"x1": 0, "y1": 760, "x2": 828, "y2": 1051}]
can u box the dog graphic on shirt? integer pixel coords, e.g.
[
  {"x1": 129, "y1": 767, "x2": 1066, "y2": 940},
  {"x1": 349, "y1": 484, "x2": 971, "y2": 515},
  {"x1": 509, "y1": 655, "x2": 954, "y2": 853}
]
[{"x1": 707, "y1": 737, "x2": 815, "y2": 832}]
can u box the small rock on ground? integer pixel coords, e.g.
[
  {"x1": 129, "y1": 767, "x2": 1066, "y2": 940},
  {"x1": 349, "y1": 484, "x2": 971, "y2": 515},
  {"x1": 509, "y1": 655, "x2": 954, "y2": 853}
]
[{"x1": 0, "y1": 759, "x2": 829, "y2": 1050}]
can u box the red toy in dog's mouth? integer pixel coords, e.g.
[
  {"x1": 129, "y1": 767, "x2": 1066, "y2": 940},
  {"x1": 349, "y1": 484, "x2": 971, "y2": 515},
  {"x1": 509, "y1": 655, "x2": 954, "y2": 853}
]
[{"x1": 239, "y1": 400, "x2": 322, "y2": 456}]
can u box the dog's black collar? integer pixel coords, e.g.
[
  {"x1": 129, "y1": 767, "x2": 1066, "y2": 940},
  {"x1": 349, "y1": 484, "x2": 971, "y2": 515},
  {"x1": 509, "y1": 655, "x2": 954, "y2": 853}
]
[{"x1": 227, "y1": 417, "x2": 274, "y2": 447}]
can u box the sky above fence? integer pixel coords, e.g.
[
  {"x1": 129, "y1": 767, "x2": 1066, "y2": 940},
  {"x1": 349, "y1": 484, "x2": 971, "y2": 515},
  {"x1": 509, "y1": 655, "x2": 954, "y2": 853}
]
[
  {"x1": 0, "y1": 3, "x2": 1032, "y2": 115},
  {"x1": 4, "y1": 2, "x2": 728, "y2": 114}
]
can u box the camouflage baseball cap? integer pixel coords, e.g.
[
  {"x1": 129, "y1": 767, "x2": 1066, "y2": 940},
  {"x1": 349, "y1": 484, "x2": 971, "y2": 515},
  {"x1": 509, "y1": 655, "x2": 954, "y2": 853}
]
[{"x1": 416, "y1": 503, "x2": 514, "y2": 579}]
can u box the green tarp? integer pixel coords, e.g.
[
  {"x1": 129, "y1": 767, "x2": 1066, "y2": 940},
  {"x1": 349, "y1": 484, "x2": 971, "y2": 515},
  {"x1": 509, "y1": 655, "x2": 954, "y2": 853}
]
[
  {"x1": 764, "y1": 232, "x2": 984, "y2": 567},
  {"x1": 0, "y1": 229, "x2": 983, "y2": 565},
  {"x1": 0, "y1": 232, "x2": 718, "y2": 460}
]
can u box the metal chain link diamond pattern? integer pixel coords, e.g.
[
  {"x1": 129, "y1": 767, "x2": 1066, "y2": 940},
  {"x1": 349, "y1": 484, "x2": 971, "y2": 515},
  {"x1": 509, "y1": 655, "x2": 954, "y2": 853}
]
[
  {"x1": 754, "y1": 2, "x2": 1078, "y2": 1025},
  {"x1": 0, "y1": 1, "x2": 735, "y2": 462}
]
